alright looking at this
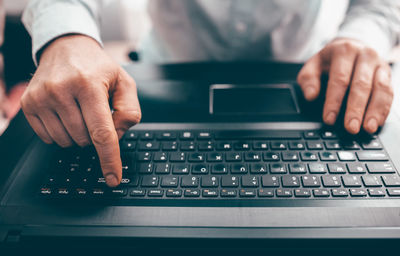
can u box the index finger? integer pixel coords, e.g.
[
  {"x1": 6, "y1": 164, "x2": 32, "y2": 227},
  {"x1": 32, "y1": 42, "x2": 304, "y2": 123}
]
[{"x1": 78, "y1": 86, "x2": 122, "y2": 187}]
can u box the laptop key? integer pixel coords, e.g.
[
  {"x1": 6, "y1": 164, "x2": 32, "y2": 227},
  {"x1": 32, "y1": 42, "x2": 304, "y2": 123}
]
[
  {"x1": 263, "y1": 152, "x2": 280, "y2": 161},
  {"x1": 211, "y1": 164, "x2": 228, "y2": 174},
  {"x1": 216, "y1": 142, "x2": 232, "y2": 151},
  {"x1": 221, "y1": 189, "x2": 237, "y2": 197},
  {"x1": 347, "y1": 163, "x2": 367, "y2": 174},
  {"x1": 207, "y1": 152, "x2": 223, "y2": 162},
  {"x1": 155, "y1": 163, "x2": 171, "y2": 174},
  {"x1": 130, "y1": 189, "x2": 146, "y2": 197},
  {"x1": 361, "y1": 175, "x2": 382, "y2": 187},
  {"x1": 276, "y1": 188, "x2": 292, "y2": 197},
  {"x1": 170, "y1": 152, "x2": 186, "y2": 162},
  {"x1": 188, "y1": 153, "x2": 204, "y2": 162},
  {"x1": 282, "y1": 152, "x2": 299, "y2": 161},
  {"x1": 258, "y1": 189, "x2": 274, "y2": 197},
  {"x1": 253, "y1": 141, "x2": 268, "y2": 150},
  {"x1": 300, "y1": 152, "x2": 318, "y2": 161},
  {"x1": 270, "y1": 163, "x2": 287, "y2": 174},
  {"x1": 231, "y1": 164, "x2": 248, "y2": 174},
  {"x1": 367, "y1": 163, "x2": 395, "y2": 174},
  {"x1": 162, "y1": 141, "x2": 178, "y2": 151},
  {"x1": 356, "y1": 151, "x2": 388, "y2": 161},
  {"x1": 350, "y1": 189, "x2": 367, "y2": 197},
  {"x1": 234, "y1": 141, "x2": 251, "y2": 150},
  {"x1": 271, "y1": 142, "x2": 287, "y2": 150},
  {"x1": 202, "y1": 189, "x2": 218, "y2": 197},
  {"x1": 181, "y1": 141, "x2": 196, "y2": 151},
  {"x1": 138, "y1": 163, "x2": 153, "y2": 174},
  {"x1": 325, "y1": 141, "x2": 341, "y2": 150},
  {"x1": 328, "y1": 163, "x2": 347, "y2": 174},
  {"x1": 138, "y1": 141, "x2": 160, "y2": 151},
  {"x1": 239, "y1": 189, "x2": 256, "y2": 197},
  {"x1": 303, "y1": 131, "x2": 319, "y2": 139},
  {"x1": 289, "y1": 141, "x2": 305, "y2": 150},
  {"x1": 261, "y1": 175, "x2": 280, "y2": 187},
  {"x1": 387, "y1": 188, "x2": 400, "y2": 197},
  {"x1": 308, "y1": 163, "x2": 327, "y2": 174},
  {"x1": 198, "y1": 141, "x2": 214, "y2": 151},
  {"x1": 368, "y1": 188, "x2": 386, "y2": 197},
  {"x1": 181, "y1": 176, "x2": 199, "y2": 187},
  {"x1": 148, "y1": 189, "x2": 164, "y2": 197},
  {"x1": 226, "y1": 152, "x2": 242, "y2": 162},
  {"x1": 321, "y1": 131, "x2": 337, "y2": 139},
  {"x1": 153, "y1": 152, "x2": 168, "y2": 162},
  {"x1": 306, "y1": 141, "x2": 324, "y2": 150},
  {"x1": 221, "y1": 176, "x2": 239, "y2": 187},
  {"x1": 108, "y1": 188, "x2": 127, "y2": 197},
  {"x1": 361, "y1": 140, "x2": 383, "y2": 150},
  {"x1": 337, "y1": 151, "x2": 356, "y2": 161},
  {"x1": 294, "y1": 189, "x2": 311, "y2": 197},
  {"x1": 302, "y1": 175, "x2": 321, "y2": 187},
  {"x1": 184, "y1": 189, "x2": 200, "y2": 197},
  {"x1": 382, "y1": 175, "x2": 400, "y2": 187},
  {"x1": 342, "y1": 176, "x2": 362, "y2": 187},
  {"x1": 322, "y1": 176, "x2": 341, "y2": 187},
  {"x1": 166, "y1": 189, "x2": 182, "y2": 197},
  {"x1": 192, "y1": 164, "x2": 209, "y2": 174},
  {"x1": 201, "y1": 176, "x2": 219, "y2": 187},
  {"x1": 172, "y1": 164, "x2": 190, "y2": 174},
  {"x1": 156, "y1": 131, "x2": 177, "y2": 140},
  {"x1": 289, "y1": 163, "x2": 307, "y2": 174},
  {"x1": 197, "y1": 132, "x2": 212, "y2": 140},
  {"x1": 319, "y1": 152, "x2": 337, "y2": 161},
  {"x1": 313, "y1": 189, "x2": 330, "y2": 197},
  {"x1": 331, "y1": 188, "x2": 349, "y2": 197},
  {"x1": 136, "y1": 152, "x2": 152, "y2": 162},
  {"x1": 141, "y1": 176, "x2": 159, "y2": 187},
  {"x1": 242, "y1": 176, "x2": 259, "y2": 187},
  {"x1": 161, "y1": 176, "x2": 179, "y2": 187},
  {"x1": 282, "y1": 176, "x2": 300, "y2": 187},
  {"x1": 244, "y1": 152, "x2": 262, "y2": 161},
  {"x1": 250, "y1": 164, "x2": 268, "y2": 174}
]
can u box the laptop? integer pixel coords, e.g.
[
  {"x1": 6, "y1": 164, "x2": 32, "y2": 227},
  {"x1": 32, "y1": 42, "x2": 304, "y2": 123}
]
[{"x1": 1, "y1": 62, "x2": 400, "y2": 253}]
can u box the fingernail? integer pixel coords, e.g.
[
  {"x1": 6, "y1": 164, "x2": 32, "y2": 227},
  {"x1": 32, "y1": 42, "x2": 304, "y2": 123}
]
[
  {"x1": 305, "y1": 87, "x2": 316, "y2": 100},
  {"x1": 367, "y1": 118, "x2": 378, "y2": 132},
  {"x1": 105, "y1": 174, "x2": 119, "y2": 187},
  {"x1": 349, "y1": 119, "x2": 360, "y2": 134},
  {"x1": 325, "y1": 112, "x2": 336, "y2": 125}
]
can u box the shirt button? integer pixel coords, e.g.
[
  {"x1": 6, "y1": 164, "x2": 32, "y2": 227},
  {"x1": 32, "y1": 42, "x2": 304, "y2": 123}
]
[{"x1": 235, "y1": 21, "x2": 247, "y2": 33}]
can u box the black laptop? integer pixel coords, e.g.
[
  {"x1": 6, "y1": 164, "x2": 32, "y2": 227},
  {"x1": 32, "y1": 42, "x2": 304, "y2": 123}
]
[{"x1": 1, "y1": 62, "x2": 400, "y2": 253}]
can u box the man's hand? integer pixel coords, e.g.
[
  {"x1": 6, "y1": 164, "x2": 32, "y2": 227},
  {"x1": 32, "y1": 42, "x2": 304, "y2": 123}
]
[
  {"x1": 297, "y1": 38, "x2": 393, "y2": 134},
  {"x1": 21, "y1": 35, "x2": 141, "y2": 187}
]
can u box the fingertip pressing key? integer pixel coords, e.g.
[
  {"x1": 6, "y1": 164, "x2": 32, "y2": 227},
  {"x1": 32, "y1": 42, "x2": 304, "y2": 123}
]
[{"x1": 105, "y1": 173, "x2": 119, "y2": 187}]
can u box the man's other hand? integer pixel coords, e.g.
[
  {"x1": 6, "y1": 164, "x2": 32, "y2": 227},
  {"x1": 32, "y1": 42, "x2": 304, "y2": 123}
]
[
  {"x1": 297, "y1": 38, "x2": 393, "y2": 134},
  {"x1": 21, "y1": 35, "x2": 141, "y2": 187}
]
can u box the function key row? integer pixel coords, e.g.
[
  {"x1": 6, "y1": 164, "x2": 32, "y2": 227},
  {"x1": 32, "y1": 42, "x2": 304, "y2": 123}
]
[
  {"x1": 40, "y1": 187, "x2": 400, "y2": 198},
  {"x1": 121, "y1": 140, "x2": 383, "y2": 151},
  {"x1": 133, "y1": 151, "x2": 389, "y2": 163}
]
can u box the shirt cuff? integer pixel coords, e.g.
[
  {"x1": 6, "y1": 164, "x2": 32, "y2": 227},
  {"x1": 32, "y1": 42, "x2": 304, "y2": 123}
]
[
  {"x1": 336, "y1": 17, "x2": 393, "y2": 59},
  {"x1": 22, "y1": 2, "x2": 102, "y2": 66}
]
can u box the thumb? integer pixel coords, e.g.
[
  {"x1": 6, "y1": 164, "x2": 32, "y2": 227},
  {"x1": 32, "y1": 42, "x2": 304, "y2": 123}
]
[
  {"x1": 297, "y1": 54, "x2": 323, "y2": 101},
  {"x1": 111, "y1": 68, "x2": 142, "y2": 139}
]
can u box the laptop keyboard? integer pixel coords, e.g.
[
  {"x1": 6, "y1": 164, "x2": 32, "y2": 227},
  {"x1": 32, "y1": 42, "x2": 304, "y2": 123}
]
[{"x1": 39, "y1": 130, "x2": 400, "y2": 200}]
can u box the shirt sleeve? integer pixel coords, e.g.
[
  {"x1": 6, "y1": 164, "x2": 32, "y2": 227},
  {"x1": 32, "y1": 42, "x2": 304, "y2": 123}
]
[
  {"x1": 336, "y1": 0, "x2": 400, "y2": 58},
  {"x1": 22, "y1": 0, "x2": 103, "y2": 66}
]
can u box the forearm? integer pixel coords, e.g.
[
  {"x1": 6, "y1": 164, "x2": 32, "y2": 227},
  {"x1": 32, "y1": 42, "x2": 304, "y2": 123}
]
[
  {"x1": 22, "y1": 0, "x2": 103, "y2": 65},
  {"x1": 336, "y1": 0, "x2": 400, "y2": 58}
]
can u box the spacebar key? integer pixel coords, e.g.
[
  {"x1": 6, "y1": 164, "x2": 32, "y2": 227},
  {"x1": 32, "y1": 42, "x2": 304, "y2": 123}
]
[{"x1": 215, "y1": 130, "x2": 301, "y2": 140}]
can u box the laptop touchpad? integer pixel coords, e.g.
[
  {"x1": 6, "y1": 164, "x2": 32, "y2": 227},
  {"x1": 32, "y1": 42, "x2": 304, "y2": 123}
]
[{"x1": 210, "y1": 84, "x2": 300, "y2": 116}]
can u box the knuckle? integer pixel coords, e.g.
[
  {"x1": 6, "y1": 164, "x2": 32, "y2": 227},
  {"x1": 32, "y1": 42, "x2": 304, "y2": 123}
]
[
  {"x1": 352, "y1": 77, "x2": 372, "y2": 91},
  {"x1": 91, "y1": 126, "x2": 117, "y2": 146},
  {"x1": 75, "y1": 136, "x2": 90, "y2": 147},
  {"x1": 330, "y1": 73, "x2": 350, "y2": 88},
  {"x1": 361, "y1": 47, "x2": 379, "y2": 60},
  {"x1": 58, "y1": 140, "x2": 73, "y2": 148},
  {"x1": 338, "y1": 40, "x2": 359, "y2": 53}
]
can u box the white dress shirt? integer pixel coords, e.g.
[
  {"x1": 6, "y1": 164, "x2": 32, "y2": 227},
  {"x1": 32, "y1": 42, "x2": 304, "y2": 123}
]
[{"x1": 22, "y1": 0, "x2": 400, "y2": 65}]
